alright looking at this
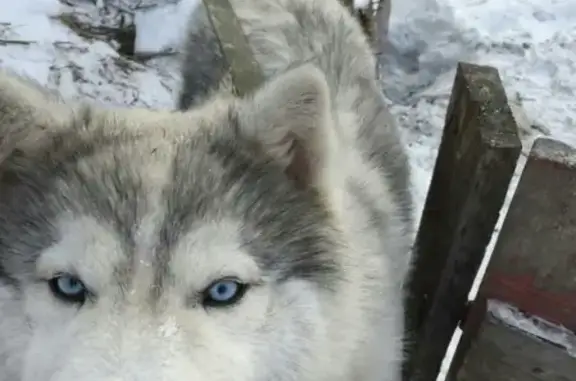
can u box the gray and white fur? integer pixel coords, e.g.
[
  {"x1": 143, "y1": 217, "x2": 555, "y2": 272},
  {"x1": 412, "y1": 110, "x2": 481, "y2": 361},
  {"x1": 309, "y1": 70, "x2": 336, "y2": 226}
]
[{"x1": 0, "y1": 0, "x2": 413, "y2": 380}]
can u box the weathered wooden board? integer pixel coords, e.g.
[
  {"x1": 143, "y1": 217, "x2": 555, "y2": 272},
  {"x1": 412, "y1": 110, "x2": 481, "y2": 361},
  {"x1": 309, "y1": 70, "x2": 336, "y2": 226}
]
[
  {"x1": 202, "y1": 0, "x2": 264, "y2": 96},
  {"x1": 341, "y1": 0, "x2": 355, "y2": 10},
  {"x1": 480, "y1": 137, "x2": 576, "y2": 330},
  {"x1": 403, "y1": 62, "x2": 522, "y2": 381},
  {"x1": 202, "y1": 0, "x2": 381, "y2": 94},
  {"x1": 447, "y1": 298, "x2": 576, "y2": 381},
  {"x1": 374, "y1": 0, "x2": 391, "y2": 38},
  {"x1": 349, "y1": 0, "x2": 389, "y2": 45}
]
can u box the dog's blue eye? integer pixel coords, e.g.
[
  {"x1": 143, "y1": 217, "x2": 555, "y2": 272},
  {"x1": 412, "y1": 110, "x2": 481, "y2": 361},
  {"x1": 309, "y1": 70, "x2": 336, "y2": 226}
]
[
  {"x1": 203, "y1": 279, "x2": 247, "y2": 307},
  {"x1": 48, "y1": 274, "x2": 87, "y2": 304}
]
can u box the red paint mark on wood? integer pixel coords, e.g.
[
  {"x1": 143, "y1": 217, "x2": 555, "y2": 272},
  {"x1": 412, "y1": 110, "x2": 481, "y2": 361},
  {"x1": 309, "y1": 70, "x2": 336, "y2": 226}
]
[{"x1": 483, "y1": 273, "x2": 576, "y2": 332}]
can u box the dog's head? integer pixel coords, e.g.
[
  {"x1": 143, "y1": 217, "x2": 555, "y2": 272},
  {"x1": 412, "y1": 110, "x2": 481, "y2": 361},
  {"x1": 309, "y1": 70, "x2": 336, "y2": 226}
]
[{"x1": 0, "y1": 66, "x2": 346, "y2": 381}]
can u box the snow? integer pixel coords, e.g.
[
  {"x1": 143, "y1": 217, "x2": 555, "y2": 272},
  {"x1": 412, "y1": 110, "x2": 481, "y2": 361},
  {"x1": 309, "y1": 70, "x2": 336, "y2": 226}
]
[
  {"x1": 382, "y1": 0, "x2": 576, "y2": 221},
  {"x1": 0, "y1": 0, "x2": 180, "y2": 108},
  {"x1": 134, "y1": 0, "x2": 199, "y2": 54},
  {"x1": 1, "y1": 0, "x2": 575, "y2": 379}
]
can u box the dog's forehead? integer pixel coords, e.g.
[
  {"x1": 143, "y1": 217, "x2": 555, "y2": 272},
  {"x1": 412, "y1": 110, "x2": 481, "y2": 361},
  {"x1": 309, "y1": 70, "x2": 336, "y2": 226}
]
[{"x1": 0, "y1": 112, "x2": 340, "y2": 288}]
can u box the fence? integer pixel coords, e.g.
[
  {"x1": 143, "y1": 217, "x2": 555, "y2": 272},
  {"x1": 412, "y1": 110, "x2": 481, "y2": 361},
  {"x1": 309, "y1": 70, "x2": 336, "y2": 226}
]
[
  {"x1": 201, "y1": 0, "x2": 576, "y2": 380},
  {"x1": 404, "y1": 62, "x2": 576, "y2": 380}
]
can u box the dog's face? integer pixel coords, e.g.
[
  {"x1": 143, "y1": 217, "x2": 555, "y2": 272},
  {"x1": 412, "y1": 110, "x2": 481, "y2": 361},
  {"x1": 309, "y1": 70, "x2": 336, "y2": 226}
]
[{"x1": 0, "y1": 66, "x2": 344, "y2": 381}]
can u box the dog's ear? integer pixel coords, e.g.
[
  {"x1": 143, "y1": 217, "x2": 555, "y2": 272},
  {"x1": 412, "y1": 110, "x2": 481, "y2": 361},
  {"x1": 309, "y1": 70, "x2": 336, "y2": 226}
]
[
  {"x1": 236, "y1": 64, "x2": 336, "y2": 189},
  {"x1": 0, "y1": 70, "x2": 72, "y2": 161}
]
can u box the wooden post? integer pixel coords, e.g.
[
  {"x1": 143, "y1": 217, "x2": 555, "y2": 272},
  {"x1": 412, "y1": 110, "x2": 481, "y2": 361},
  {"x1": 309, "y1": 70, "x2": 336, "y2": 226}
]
[
  {"x1": 375, "y1": 0, "x2": 391, "y2": 38},
  {"x1": 202, "y1": 0, "x2": 264, "y2": 97},
  {"x1": 448, "y1": 137, "x2": 576, "y2": 380},
  {"x1": 340, "y1": 0, "x2": 355, "y2": 12},
  {"x1": 340, "y1": 0, "x2": 379, "y2": 44},
  {"x1": 373, "y1": 0, "x2": 392, "y2": 79},
  {"x1": 403, "y1": 62, "x2": 522, "y2": 381}
]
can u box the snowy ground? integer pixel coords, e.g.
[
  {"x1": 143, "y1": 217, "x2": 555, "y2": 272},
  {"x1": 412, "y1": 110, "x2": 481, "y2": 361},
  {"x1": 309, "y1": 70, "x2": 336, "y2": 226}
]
[
  {"x1": 1, "y1": 0, "x2": 575, "y2": 379},
  {"x1": 381, "y1": 0, "x2": 576, "y2": 377},
  {"x1": 384, "y1": 0, "x2": 576, "y2": 219}
]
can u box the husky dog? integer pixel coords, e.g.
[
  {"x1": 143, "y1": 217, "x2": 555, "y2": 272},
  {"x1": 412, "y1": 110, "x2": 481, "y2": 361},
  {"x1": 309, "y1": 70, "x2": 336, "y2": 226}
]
[{"x1": 0, "y1": 0, "x2": 413, "y2": 380}]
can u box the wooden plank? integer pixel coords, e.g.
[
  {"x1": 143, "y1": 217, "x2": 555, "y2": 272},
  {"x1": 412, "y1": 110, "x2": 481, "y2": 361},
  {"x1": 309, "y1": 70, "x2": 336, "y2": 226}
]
[
  {"x1": 202, "y1": 0, "x2": 264, "y2": 97},
  {"x1": 375, "y1": 0, "x2": 391, "y2": 38},
  {"x1": 357, "y1": 8, "x2": 375, "y2": 43},
  {"x1": 341, "y1": 0, "x2": 355, "y2": 12},
  {"x1": 340, "y1": 0, "x2": 376, "y2": 43},
  {"x1": 447, "y1": 298, "x2": 576, "y2": 381},
  {"x1": 373, "y1": 0, "x2": 391, "y2": 79},
  {"x1": 479, "y1": 137, "x2": 576, "y2": 331},
  {"x1": 403, "y1": 62, "x2": 522, "y2": 381},
  {"x1": 202, "y1": 0, "x2": 379, "y2": 96}
]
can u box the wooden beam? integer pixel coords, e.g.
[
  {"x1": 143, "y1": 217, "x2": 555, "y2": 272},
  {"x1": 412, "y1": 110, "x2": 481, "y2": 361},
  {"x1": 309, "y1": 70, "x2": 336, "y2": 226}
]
[
  {"x1": 447, "y1": 298, "x2": 576, "y2": 381},
  {"x1": 340, "y1": 0, "x2": 355, "y2": 12}
]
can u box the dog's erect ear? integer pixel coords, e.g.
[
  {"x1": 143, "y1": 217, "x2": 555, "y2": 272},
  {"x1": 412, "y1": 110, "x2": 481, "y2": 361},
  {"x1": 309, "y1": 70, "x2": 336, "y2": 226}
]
[
  {"x1": 0, "y1": 70, "x2": 72, "y2": 161},
  {"x1": 236, "y1": 64, "x2": 336, "y2": 189}
]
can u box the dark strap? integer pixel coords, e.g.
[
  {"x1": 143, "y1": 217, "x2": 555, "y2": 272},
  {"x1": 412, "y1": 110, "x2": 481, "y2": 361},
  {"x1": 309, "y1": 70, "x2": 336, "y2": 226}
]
[{"x1": 202, "y1": 0, "x2": 264, "y2": 97}]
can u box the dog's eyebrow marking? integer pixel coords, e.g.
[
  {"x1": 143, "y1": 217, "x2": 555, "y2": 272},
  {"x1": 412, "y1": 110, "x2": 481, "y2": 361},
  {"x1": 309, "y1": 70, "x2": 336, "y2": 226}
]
[
  {"x1": 33, "y1": 215, "x2": 126, "y2": 292},
  {"x1": 0, "y1": 118, "x2": 144, "y2": 285},
  {"x1": 165, "y1": 220, "x2": 262, "y2": 307},
  {"x1": 155, "y1": 129, "x2": 340, "y2": 293}
]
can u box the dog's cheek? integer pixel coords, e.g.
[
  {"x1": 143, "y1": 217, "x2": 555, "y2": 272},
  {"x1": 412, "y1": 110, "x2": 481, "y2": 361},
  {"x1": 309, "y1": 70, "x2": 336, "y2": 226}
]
[
  {"x1": 0, "y1": 286, "x2": 33, "y2": 381},
  {"x1": 18, "y1": 285, "x2": 80, "y2": 379}
]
